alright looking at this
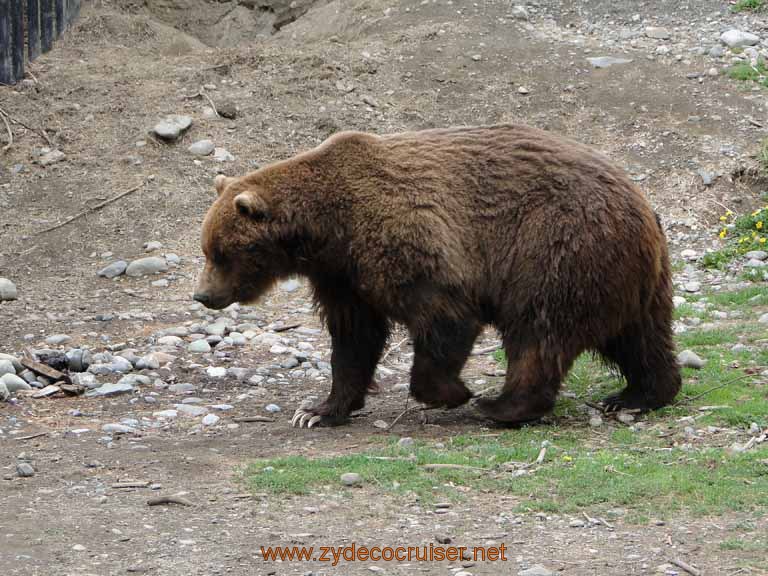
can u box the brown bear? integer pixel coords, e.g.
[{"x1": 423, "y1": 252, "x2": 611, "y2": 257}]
[{"x1": 193, "y1": 124, "x2": 681, "y2": 428}]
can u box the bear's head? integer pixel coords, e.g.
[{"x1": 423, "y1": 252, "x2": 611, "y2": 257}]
[{"x1": 193, "y1": 174, "x2": 294, "y2": 310}]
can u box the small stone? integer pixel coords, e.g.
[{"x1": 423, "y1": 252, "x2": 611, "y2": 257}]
[
  {"x1": 265, "y1": 403, "x2": 281, "y2": 413},
  {"x1": 517, "y1": 86, "x2": 530, "y2": 94},
  {"x1": 0, "y1": 360, "x2": 15, "y2": 376},
  {"x1": 143, "y1": 240, "x2": 163, "y2": 252},
  {"x1": 188, "y1": 139, "x2": 215, "y2": 156},
  {"x1": 373, "y1": 420, "x2": 389, "y2": 429},
  {"x1": 471, "y1": 54, "x2": 482, "y2": 61},
  {"x1": 158, "y1": 335, "x2": 183, "y2": 347},
  {"x1": 589, "y1": 415, "x2": 603, "y2": 427},
  {"x1": 152, "y1": 115, "x2": 193, "y2": 141},
  {"x1": 340, "y1": 472, "x2": 363, "y2": 486},
  {"x1": 709, "y1": 45, "x2": 725, "y2": 58},
  {"x1": 188, "y1": 340, "x2": 211, "y2": 353},
  {"x1": 1, "y1": 373, "x2": 31, "y2": 392},
  {"x1": 85, "y1": 381, "x2": 135, "y2": 397},
  {"x1": 731, "y1": 343, "x2": 748, "y2": 353},
  {"x1": 0, "y1": 381, "x2": 8, "y2": 401},
  {"x1": 684, "y1": 281, "x2": 701, "y2": 293},
  {"x1": 745, "y1": 259, "x2": 766, "y2": 268},
  {"x1": 744, "y1": 250, "x2": 767, "y2": 261},
  {"x1": 45, "y1": 334, "x2": 71, "y2": 346},
  {"x1": 66, "y1": 348, "x2": 92, "y2": 372},
  {"x1": 720, "y1": 30, "x2": 760, "y2": 48},
  {"x1": 217, "y1": 101, "x2": 238, "y2": 119},
  {"x1": 397, "y1": 437, "x2": 415, "y2": 448},
  {"x1": 680, "y1": 249, "x2": 697, "y2": 260},
  {"x1": 587, "y1": 56, "x2": 633, "y2": 68},
  {"x1": 175, "y1": 404, "x2": 208, "y2": 417},
  {"x1": 98, "y1": 261, "x2": 128, "y2": 278},
  {"x1": 0, "y1": 278, "x2": 18, "y2": 302},
  {"x1": 38, "y1": 149, "x2": 66, "y2": 166},
  {"x1": 16, "y1": 462, "x2": 35, "y2": 477},
  {"x1": 510, "y1": 4, "x2": 528, "y2": 20},
  {"x1": 758, "y1": 313, "x2": 768, "y2": 324},
  {"x1": 213, "y1": 147, "x2": 234, "y2": 162},
  {"x1": 206, "y1": 366, "x2": 227, "y2": 378},
  {"x1": 617, "y1": 412, "x2": 635, "y2": 424},
  {"x1": 126, "y1": 257, "x2": 168, "y2": 277},
  {"x1": 677, "y1": 350, "x2": 705, "y2": 369},
  {"x1": 153, "y1": 410, "x2": 178, "y2": 419},
  {"x1": 645, "y1": 27, "x2": 671, "y2": 40},
  {"x1": 102, "y1": 423, "x2": 138, "y2": 434},
  {"x1": 165, "y1": 253, "x2": 181, "y2": 265},
  {"x1": 281, "y1": 357, "x2": 300, "y2": 369},
  {"x1": 518, "y1": 565, "x2": 555, "y2": 576},
  {"x1": 72, "y1": 544, "x2": 86, "y2": 552},
  {"x1": 202, "y1": 414, "x2": 220, "y2": 426},
  {"x1": 569, "y1": 519, "x2": 586, "y2": 527},
  {"x1": 169, "y1": 383, "x2": 195, "y2": 394},
  {"x1": 280, "y1": 279, "x2": 301, "y2": 293}
]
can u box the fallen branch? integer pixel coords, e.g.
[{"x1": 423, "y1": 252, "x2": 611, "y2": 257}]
[
  {"x1": 111, "y1": 481, "x2": 151, "y2": 489},
  {"x1": 381, "y1": 336, "x2": 409, "y2": 363},
  {"x1": 147, "y1": 494, "x2": 194, "y2": 507},
  {"x1": 422, "y1": 463, "x2": 489, "y2": 472},
  {"x1": 670, "y1": 558, "x2": 702, "y2": 576},
  {"x1": 233, "y1": 416, "x2": 274, "y2": 423},
  {"x1": 273, "y1": 323, "x2": 301, "y2": 333},
  {"x1": 37, "y1": 181, "x2": 146, "y2": 235},
  {"x1": 673, "y1": 373, "x2": 755, "y2": 407},
  {"x1": 14, "y1": 432, "x2": 48, "y2": 441},
  {"x1": 1, "y1": 112, "x2": 12, "y2": 153},
  {"x1": 386, "y1": 397, "x2": 414, "y2": 430},
  {"x1": 0, "y1": 106, "x2": 52, "y2": 146},
  {"x1": 470, "y1": 344, "x2": 502, "y2": 356}
]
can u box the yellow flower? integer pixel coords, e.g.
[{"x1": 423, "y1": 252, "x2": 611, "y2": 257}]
[
  {"x1": 757, "y1": 221, "x2": 764, "y2": 230},
  {"x1": 726, "y1": 210, "x2": 733, "y2": 216},
  {"x1": 720, "y1": 215, "x2": 727, "y2": 221},
  {"x1": 754, "y1": 210, "x2": 762, "y2": 217},
  {"x1": 760, "y1": 238, "x2": 767, "y2": 244},
  {"x1": 563, "y1": 455, "x2": 572, "y2": 462},
  {"x1": 719, "y1": 229, "x2": 727, "y2": 238}
]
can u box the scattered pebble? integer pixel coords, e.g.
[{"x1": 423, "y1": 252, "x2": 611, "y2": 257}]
[
  {"x1": 0, "y1": 278, "x2": 19, "y2": 301},
  {"x1": 340, "y1": 472, "x2": 363, "y2": 487},
  {"x1": 677, "y1": 350, "x2": 705, "y2": 369},
  {"x1": 16, "y1": 462, "x2": 35, "y2": 477}
]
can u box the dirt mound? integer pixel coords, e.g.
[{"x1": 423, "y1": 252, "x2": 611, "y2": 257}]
[{"x1": 113, "y1": 0, "x2": 333, "y2": 47}]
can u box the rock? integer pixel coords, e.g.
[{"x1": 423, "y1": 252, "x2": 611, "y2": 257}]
[
  {"x1": 672, "y1": 296, "x2": 687, "y2": 308},
  {"x1": 720, "y1": 30, "x2": 760, "y2": 48},
  {"x1": 617, "y1": 412, "x2": 635, "y2": 424},
  {"x1": 125, "y1": 257, "x2": 168, "y2": 277},
  {"x1": 696, "y1": 169, "x2": 714, "y2": 186},
  {"x1": 136, "y1": 354, "x2": 160, "y2": 370},
  {"x1": 373, "y1": 420, "x2": 389, "y2": 429},
  {"x1": 152, "y1": 115, "x2": 193, "y2": 141},
  {"x1": 213, "y1": 147, "x2": 235, "y2": 162},
  {"x1": 206, "y1": 366, "x2": 227, "y2": 378},
  {"x1": 217, "y1": 101, "x2": 238, "y2": 119},
  {"x1": 510, "y1": 4, "x2": 528, "y2": 20},
  {"x1": 265, "y1": 403, "x2": 281, "y2": 413},
  {"x1": 16, "y1": 462, "x2": 35, "y2": 477},
  {"x1": 249, "y1": 374, "x2": 264, "y2": 386},
  {"x1": 85, "y1": 381, "x2": 135, "y2": 397},
  {"x1": 71, "y1": 373, "x2": 99, "y2": 389},
  {"x1": 0, "y1": 360, "x2": 15, "y2": 376},
  {"x1": 153, "y1": 410, "x2": 178, "y2": 419},
  {"x1": 397, "y1": 437, "x2": 415, "y2": 449},
  {"x1": 102, "y1": 423, "x2": 138, "y2": 434},
  {"x1": 745, "y1": 259, "x2": 766, "y2": 268},
  {"x1": 66, "y1": 348, "x2": 91, "y2": 372},
  {"x1": 0, "y1": 278, "x2": 18, "y2": 301},
  {"x1": 518, "y1": 565, "x2": 555, "y2": 576},
  {"x1": 680, "y1": 249, "x2": 697, "y2": 260},
  {"x1": 340, "y1": 472, "x2": 363, "y2": 486},
  {"x1": 280, "y1": 278, "x2": 301, "y2": 293},
  {"x1": 143, "y1": 241, "x2": 163, "y2": 253},
  {"x1": 281, "y1": 357, "x2": 300, "y2": 369},
  {"x1": 569, "y1": 519, "x2": 586, "y2": 527},
  {"x1": 744, "y1": 250, "x2": 767, "y2": 261},
  {"x1": 188, "y1": 340, "x2": 211, "y2": 353},
  {"x1": 645, "y1": 27, "x2": 670, "y2": 40},
  {"x1": 1, "y1": 373, "x2": 31, "y2": 392},
  {"x1": 188, "y1": 139, "x2": 215, "y2": 156},
  {"x1": 202, "y1": 414, "x2": 220, "y2": 426},
  {"x1": 169, "y1": 383, "x2": 195, "y2": 394},
  {"x1": 586, "y1": 56, "x2": 633, "y2": 68},
  {"x1": 684, "y1": 281, "x2": 701, "y2": 293},
  {"x1": 38, "y1": 149, "x2": 66, "y2": 166},
  {"x1": 709, "y1": 45, "x2": 725, "y2": 57},
  {"x1": 677, "y1": 350, "x2": 705, "y2": 369},
  {"x1": 165, "y1": 253, "x2": 181, "y2": 265},
  {"x1": 0, "y1": 353, "x2": 22, "y2": 372},
  {"x1": 589, "y1": 415, "x2": 603, "y2": 427},
  {"x1": 731, "y1": 343, "x2": 748, "y2": 353},
  {"x1": 45, "y1": 334, "x2": 71, "y2": 346},
  {"x1": 118, "y1": 374, "x2": 151, "y2": 386},
  {"x1": 175, "y1": 404, "x2": 208, "y2": 417},
  {"x1": 758, "y1": 313, "x2": 768, "y2": 324},
  {"x1": 0, "y1": 381, "x2": 8, "y2": 401},
  {"x1": 517, "y1": 86, "x2": 530, "y2": 94},
  {"x1": 158, "y1": 335, "x2": 184, "y2": 347},
  {"x1": 206, "y1": 323, "x2": 227, "y2": 336}
]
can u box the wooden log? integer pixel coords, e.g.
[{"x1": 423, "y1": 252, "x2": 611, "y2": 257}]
[
  {"x1": 12, "y1": 0, "x2": 24, "y2": 81},
  {"x1": 54, "y1": 0, "x2": 63, "y2": 37},
  {"x1": 0, "y1": 0, "x2": 13, "y2": 85},
  {"x1": 40, "y1": 0, "x2": 53, "y2": 53},
  {"x1": 27, "y1": 0, "x2": 40, "y2": 60}
]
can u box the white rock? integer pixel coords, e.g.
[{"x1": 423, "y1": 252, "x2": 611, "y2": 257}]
[
  {"x1": 153, "y1": 410, "x2": 178, "y2": 419},
  {"x1": 175, "y1": 404, "x2": 208, "y2": 417},
  {"x1": 0, "y1": 360, "x2": 15, "y2": 376},
  {"x1": 684, "y1": 281, "x2": 701, "y2": 293},
  {"x1": 126, "y1": 257, "x2": 168, "y2": 277},
  {"x1": 213, "y1": 147, "x2": 234, "y2": 162},
  {"x1": 188, "y1": 340, "x2": 211, "y2": 353},
  {"x1": 1, "y1": 373, "x2": 31, "y2": 392},
  {"x1": 152, "y1": 115, "x2": 193, "y2": 141},
  {"x1": 720, "y1": 30, "x2": 760, "y2": 48},
  {"x1": 206, "y1": 366, "x2": 227, "y2": 378},
  {"x1": 677, "y1": 349, "x2": 705, "y2": 369},
  {"x1": 188, "y1": 139, "x2": 215, "y2": 156},
  {"x1": 202, "y1": 414, "x2": 220, "y2": 426}
]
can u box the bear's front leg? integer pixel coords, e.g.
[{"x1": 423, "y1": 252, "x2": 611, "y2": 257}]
[{"x1": 292, "y1": 301, "x2": 389, "y2": 428}]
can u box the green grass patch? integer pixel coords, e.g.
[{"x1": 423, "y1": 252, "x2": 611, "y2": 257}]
[
  {"x1": 243, "y1": 433, "x2": 768, "y2": 519},
  {"x1": 731, "y1": 0, "x2": 765, "y2": 12},
  {"x1": 727, "y1": 59, "x2": 768, "y2": 88}
]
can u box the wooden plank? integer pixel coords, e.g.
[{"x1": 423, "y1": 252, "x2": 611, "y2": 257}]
[
  {"x1": 12, "y1": 0, "x2": 24, "y2": 81},
  {"x1": 27, "y1": 0, "x2": 40, "y2": 60},
  {"x1": 20, "y1": 357, "x2": 70, "y2": 383},
  {"x1": 40, "y1": 0, "x2": 53, "y2": 53},
  {"x1": 54, "y1": 0, "x2": 63, "y2": 37},
  {"x1": 0, "y1": 0, "x2": 13, "y2": 84}
]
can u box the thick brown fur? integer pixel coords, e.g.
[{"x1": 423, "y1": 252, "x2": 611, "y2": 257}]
[{"x1": 194, "y1": 124, "x2": 682, "y2": 427}]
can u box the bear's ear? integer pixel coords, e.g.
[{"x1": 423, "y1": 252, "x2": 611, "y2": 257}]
[
  {"x1": 214, "y1": 175, "x2": 235, "y2": 196},
  {"x1": 233, "y1": 192, "x2": 270, "y2": 221}
]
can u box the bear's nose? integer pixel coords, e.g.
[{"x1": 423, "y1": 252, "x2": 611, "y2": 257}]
[{"x1": 193, "y1": 292, "x2": 211, "y2": 306}]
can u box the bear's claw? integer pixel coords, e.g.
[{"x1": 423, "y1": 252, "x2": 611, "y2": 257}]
[{"x1": 291, "y1": 409, "x2": 323, "y2": 428}]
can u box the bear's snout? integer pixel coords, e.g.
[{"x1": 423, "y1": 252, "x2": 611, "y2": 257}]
[{"x1": 192, "y1": 291, "x2": 212, "y2": 307}]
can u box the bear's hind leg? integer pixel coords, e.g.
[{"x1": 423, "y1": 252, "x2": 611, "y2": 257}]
[
  {"x1": 293, "y1": 300, "x2": 389, "y2": 428},
  {"x1": 599, "y1": 317, "x2": 681, "y2": 412},
  {"x1": 476, "y1": 344, "x2": 577, "y2": 425},
  {"x1": 409, "y1": 317, "x2": 480, "y2": 409}
]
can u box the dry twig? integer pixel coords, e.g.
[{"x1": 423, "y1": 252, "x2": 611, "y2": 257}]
[
  {"x1": 37, "y1": 181, "x2": 146, "y2": 234},
  {"x1": 670, "y1": 558, "x2": 702, "y2": 576},
  {"x1": 1, "y1": 112, "x2": 12, "y2": 153},
  {"x1": 0, "y1": 106, "x2": 52, "y2": 146},
  {"x1": 147, "y1": 494, "x2": 194, "y2": 507}
]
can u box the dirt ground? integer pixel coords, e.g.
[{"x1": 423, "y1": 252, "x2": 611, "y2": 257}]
[{"x1": 1, "y1": 1, "x2": 768, "y2": 575}]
